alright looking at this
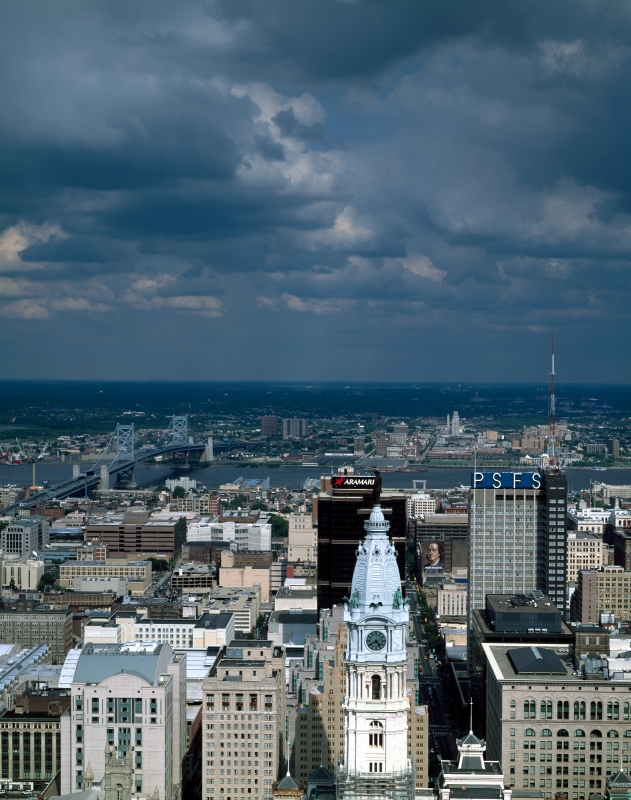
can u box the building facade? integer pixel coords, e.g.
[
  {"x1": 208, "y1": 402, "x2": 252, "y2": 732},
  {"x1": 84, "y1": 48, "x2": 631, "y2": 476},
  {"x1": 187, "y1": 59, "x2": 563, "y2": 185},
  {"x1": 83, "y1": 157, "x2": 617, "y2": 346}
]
[
  {"x1": 571, "y1": 567, "x2": 631, "y2": 624},
  {"x1": 317, "y1": 477, "x2": 406, "y2": 610},
  {"x1": 59, "y1": 560, "x2": 152, "y2": 593},
  {"x1": 337, "y1": 505, "x2": 416, "y2": 800},
  {"x1": 469, "y1": 471, "x2": 568, "y2": 618},
  {"x1": 60, "y1": 641, "x2": 186, "y2": 800},
  {"x1": 201, "y1": 643, "x2": 286, "y2": 800},
  {"x1": 485, "y1": 642, "x2": 631, "y2": 799},
  {"x1": 282, "y1": 419, "x2": 308, "y2": 440},
  {"x1": 567, "y1": 534, "x2": 608, "y2": 584},
  {"x1": 1, "y1": 516, "x2": 49, "y2": 558},
  {"x1": 0, "y1": 604, "x2": 72, "y2": 663}
]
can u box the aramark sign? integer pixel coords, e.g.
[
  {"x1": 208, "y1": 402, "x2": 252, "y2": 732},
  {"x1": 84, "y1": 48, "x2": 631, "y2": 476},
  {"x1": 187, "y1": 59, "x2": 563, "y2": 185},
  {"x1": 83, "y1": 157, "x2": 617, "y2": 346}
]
[{"x1": 471, "y1": 471, "x2": 542, "y2": 489}]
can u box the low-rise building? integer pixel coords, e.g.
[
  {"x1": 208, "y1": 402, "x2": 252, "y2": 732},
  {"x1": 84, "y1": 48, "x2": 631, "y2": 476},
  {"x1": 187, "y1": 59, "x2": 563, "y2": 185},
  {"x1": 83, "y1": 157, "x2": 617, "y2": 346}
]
[
  {"x1": 273, "y1": 587, "x2": 317, "y2": 612},
  {"x1": 59, "y1": 560, "x2": 151, "y2": 594},
  {"x1": 0, "y1": 698, "x2": 65, "y2": 787},
  {"x1": 2, "y1": 557, "x2": 44, "y2": 592},
  {"x1": 188, "y1": 515, "x2": 271, "y2": 552},
  {"x1": 568, "y1": 533, "x2": 608, "y2": 584},
  {"x1": 201, "y1": 642, "x2": 286, "y2": 800},
  {"x1": 83, "y1": 611, "x2": 235, "y2": 649},
  {"x1": 436, "y1": 580, "x2": 468, "y2": 619},
  {"x1": 171, "y1": 563, "x2": 216, "y2": 592},
  {"x1": 407, "y1": 493, "x2": 436, "y2": 519},
  {"x1": 0, "y1": 605, "x2": 73, "y2": 663},
  {"x1": 177, "y1": 494, "x2": 221, "y2": 516},
  {"x1": 571, "y1": 567, "x2": 631, "y2": 623},
  {"x1": 268, "y1": 611, "x2": 317, "y2": 646},
  {"x1": 86, "y1": 509, "x2": 186, "y2": 558},
  {"x1": 204, "y1": 589, "x2": 260, "y2": 635},
  {"x1": 287, "y1": 515, "x2": 316, "y2": 563},
  {"x1": 219, "y1": 566, "x2": 270, "y2": 602}
]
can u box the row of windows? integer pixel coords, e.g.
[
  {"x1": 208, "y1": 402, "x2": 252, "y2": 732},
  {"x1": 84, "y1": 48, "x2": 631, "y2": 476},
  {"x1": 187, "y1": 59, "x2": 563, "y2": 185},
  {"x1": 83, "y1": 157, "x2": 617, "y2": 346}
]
[
  {"x1": 517, "y1": 701, "x2": 628, "y2": 721},
  {"x1": 520, "y1": 729, "x2": 629, "y2": 738},
  {"x1": 206, "y1": 696, "x2": 273, "y2": 712}
]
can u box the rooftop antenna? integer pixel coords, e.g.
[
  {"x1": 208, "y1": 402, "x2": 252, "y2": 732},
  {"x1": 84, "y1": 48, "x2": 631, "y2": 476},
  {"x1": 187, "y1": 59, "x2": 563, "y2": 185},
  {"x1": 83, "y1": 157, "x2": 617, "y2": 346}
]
[
  {"x1": 469, "y1": 697, "x2": 473, "y2": 734},
  {"x1": 549, "y1": 332, "x2": 558, "y2": 474}
]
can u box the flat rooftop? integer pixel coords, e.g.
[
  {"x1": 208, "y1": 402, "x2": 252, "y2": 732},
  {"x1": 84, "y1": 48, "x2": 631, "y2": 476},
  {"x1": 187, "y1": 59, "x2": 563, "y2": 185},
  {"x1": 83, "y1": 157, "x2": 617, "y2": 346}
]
[{"x1": 485, "y1": 644, "x2": 576, "y2": 682}]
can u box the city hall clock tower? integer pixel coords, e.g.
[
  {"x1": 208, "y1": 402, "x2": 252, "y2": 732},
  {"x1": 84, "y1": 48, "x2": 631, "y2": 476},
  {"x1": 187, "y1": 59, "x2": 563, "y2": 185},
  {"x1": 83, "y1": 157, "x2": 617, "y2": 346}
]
[{"x1": 338, "y1": 505, "x2": 413, "y2": 800}]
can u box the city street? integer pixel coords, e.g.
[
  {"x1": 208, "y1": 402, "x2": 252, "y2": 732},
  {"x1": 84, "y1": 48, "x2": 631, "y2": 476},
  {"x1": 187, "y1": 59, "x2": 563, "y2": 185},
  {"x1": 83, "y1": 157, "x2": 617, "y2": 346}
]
[{"x1": 407, "y1": 579, "x2": 458, "y2": 771}]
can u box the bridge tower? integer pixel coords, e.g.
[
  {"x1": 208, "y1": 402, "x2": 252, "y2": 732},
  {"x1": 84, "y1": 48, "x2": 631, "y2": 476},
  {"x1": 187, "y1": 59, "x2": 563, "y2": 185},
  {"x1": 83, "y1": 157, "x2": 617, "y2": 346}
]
[
  {"x1": 112, "y1": 423, "x2": 137, "y2": 489},
  {"x1": 170, "y1": 416, "x2": 188, "y2": 446}
]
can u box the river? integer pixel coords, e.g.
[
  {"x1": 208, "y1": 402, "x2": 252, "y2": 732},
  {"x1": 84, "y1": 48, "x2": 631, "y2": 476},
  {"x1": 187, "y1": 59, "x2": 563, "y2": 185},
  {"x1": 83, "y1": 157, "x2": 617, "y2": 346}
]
[{"x1": 1, "y1": 462, "x2": 629, "y2": 493}]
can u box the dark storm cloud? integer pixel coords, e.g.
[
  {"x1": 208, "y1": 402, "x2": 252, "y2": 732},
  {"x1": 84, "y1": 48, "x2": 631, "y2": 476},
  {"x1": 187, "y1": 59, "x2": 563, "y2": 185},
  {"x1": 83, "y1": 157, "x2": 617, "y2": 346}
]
[{"x1": 0, "y1": 0, "x2": 629, "y2": 380}]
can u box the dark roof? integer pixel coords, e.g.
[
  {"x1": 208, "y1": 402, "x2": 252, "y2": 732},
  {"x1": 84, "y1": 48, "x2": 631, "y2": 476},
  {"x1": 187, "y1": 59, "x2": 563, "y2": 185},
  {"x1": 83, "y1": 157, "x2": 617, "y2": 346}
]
[
  {"x1": 307, "y1": 766, "x2": 335, "y2": 783},
  {"x1": 507, "y1": 646, "x2": 566, "y2": 674},
  {"x1": 609, "y1": 771, "x2": 631, "y2": 788},
  {"x1": 446, "y1": 788, "x2": 503, "y2": 799},
  {"x1": 277, "y1": 774, "x2": 300, "y2": 789},
  {"x1": 459, "y1": 732, "x2": 484, "y2": 746},
  {"x1": 273, "y1": 611, "x2": 318, "y2": 625},
  {"x1": 195, "y1": 612, "x2": 234, "y2": 628}
]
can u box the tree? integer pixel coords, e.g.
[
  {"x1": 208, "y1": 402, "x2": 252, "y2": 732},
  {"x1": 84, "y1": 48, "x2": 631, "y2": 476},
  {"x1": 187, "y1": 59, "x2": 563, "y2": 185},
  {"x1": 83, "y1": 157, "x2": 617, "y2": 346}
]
[
  {"x1": 251, "y1": 501, "x2": 269, "y2": 511},
  {"x1": 172, "y1": 486, "x2": 186, "y2": 499},
  {"x1": 270, "y1": 514, "x2": 289, "y2": 538},
  {"x1": 224, "y1": 493, "x2": 247, "y2": 510},
  {"x1": 281, "y1": 505, "x2": 292, "y2": 513}
]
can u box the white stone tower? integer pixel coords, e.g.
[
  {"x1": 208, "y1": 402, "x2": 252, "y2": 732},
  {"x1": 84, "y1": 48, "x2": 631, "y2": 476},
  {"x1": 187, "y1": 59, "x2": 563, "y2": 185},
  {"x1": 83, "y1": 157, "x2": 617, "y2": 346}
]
[{"x1": 338, "y1": 505, "x2": 413, "y2": 800}]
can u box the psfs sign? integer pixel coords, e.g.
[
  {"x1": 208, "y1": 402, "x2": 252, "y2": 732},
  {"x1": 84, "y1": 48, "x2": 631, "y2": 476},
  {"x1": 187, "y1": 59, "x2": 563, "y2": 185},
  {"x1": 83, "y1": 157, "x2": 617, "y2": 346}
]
[{"x1": 471, "y1": 471, "x2": 542, "y2": 489}]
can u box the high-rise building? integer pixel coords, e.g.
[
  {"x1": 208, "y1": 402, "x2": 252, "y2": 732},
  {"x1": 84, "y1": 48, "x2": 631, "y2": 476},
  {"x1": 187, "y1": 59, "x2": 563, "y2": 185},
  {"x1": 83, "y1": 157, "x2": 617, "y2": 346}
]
[
  {"x1": 1, "y1": 515, "x2": 49, "y2": 558},
  {"x1": 201, "y1": 641, "x2": 286, "y2": 800},
  {"x1": 316, "y1": 477, "x2": 407, "y2": 610},
  {"x1": 392, "y1": 424, "x2": 409, "y2": 445},
  {"x1": 337, "y1": 506, "x2": 416, "y2": 800},
  {"x1": 406, "y1": 493, "x2": 436, "y2": 519},
  {"x1": 282, "y1": 419, "x2": 308, "y2": 440},
  {"x1": 469, "y1": 470, "x2": 568, "y2": 618},
  {"x1": 354, "y1": 437, "x2": 365, "y2": 456},
  {"x1": 450, "y1": 412, "x2": 461, "y2": 437},
  {"x1": 608, "y1": 439, "x2": 620, "y2": 457},
  {"x1": 261, "y1": 417, "x2": 279, "y2": 437},
  {"x1": 374, "y1": 434, "x2": 389, "y2": 457},
  {"x1": 59, "y1": 641, "x2": 186, "y2": 799}
]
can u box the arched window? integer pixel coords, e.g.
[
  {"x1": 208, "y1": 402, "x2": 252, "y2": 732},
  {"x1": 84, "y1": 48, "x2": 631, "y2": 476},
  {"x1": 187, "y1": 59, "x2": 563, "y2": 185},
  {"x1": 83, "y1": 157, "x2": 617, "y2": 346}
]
[
  {"x1": 574, "y1": 701, "x2": 586, "y2": 720},
  {"x1": 369, "y1": 721, "x2": 384, "y2": 748},
  {"x1": 574, "y1": 730, "x2": 585, "y2": 738},
  {"x1": 524, "y1": 700, "x2": 535, "y2": 719},
  {"x1": 557, "y1": 700, "x2": 569, "y2": 720},
  {"x1": 371, "y1": 675, "x2": 381, "y2": 700},
  {"x1": 525, "y1": 729, "x2": 536, "y2": 737},
  {"x1": 541, "y1": 729, "x2": 552, "y2": 737},
  {"x1": 557, "y1": 730, "x2": 569, "y2": 737},
  {"x1": 591, "y1": 730, "x2": 602, "y2": 738},
  {"x1": 624, "y1": 703, "x2": 631, "y2": 721},
  {"x1": 608, "y1": 702, "x2": 620, "y2": 721},
  {"x1": 591, "y1": 701, "x2": 603, "y2": 721},
  {"x1": 608, "y1": 731, "x2": 619, "y2": 738},
  {"x1": 541, "y1": 700, "x2": 552, "y2": 719}
]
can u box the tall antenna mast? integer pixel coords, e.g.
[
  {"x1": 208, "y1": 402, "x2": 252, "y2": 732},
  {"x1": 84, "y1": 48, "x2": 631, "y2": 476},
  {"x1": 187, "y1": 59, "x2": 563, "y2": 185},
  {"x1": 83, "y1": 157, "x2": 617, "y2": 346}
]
[{"x1": 549, "y1": 331, "x2": 557, "y2": 473}]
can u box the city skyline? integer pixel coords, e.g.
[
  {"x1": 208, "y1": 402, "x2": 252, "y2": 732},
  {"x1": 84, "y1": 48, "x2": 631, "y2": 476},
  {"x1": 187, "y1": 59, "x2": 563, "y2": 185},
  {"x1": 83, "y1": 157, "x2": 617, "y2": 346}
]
[{"x1": 0, "y1": 2, "x2": 630, "y2": 381}]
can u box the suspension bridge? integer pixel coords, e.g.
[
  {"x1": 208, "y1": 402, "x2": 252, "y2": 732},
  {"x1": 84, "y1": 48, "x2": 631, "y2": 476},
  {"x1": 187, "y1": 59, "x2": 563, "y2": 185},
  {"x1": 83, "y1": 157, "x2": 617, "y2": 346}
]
[{"x1": 3, "y1": 415, "x2": 206, "y2": 513}]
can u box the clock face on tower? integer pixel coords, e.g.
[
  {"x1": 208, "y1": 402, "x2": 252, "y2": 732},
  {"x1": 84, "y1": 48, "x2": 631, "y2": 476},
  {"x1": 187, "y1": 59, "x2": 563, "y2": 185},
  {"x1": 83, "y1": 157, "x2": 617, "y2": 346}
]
[{"x1": 366, "y1": 631, "x2": 386, "y2": 651}]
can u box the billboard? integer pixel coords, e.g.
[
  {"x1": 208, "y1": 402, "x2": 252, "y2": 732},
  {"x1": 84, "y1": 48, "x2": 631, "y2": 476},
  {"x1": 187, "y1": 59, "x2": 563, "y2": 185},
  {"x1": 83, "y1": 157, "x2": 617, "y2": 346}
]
[
  {"x1": 421, "y1": 540, "x2": 445, "y2": 575},
  {"x1": 331, "y1": 476, "x2": 376, "y2": 489},
  {"x1": 471, "y1": 471, "x2": 542, "y2": 489}
]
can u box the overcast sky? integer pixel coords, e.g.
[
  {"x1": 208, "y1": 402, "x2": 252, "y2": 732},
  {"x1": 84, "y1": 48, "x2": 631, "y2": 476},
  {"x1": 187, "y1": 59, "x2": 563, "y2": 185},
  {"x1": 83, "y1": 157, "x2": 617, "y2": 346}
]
[{"x1": 1, "y1": 1, "x2": 630, "y2": 382}]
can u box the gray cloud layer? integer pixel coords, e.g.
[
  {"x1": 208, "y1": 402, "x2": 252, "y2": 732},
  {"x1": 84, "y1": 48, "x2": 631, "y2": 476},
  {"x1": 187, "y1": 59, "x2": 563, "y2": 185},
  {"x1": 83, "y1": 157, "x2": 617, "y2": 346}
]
[{"x1": 0, "y1": 1, "x2": 630, "y2": 381}]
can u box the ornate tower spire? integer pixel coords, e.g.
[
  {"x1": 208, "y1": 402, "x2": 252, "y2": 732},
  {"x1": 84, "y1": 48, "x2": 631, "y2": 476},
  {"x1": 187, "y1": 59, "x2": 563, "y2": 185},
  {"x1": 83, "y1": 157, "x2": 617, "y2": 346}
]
[{"x1": 338, "y1": 505, "x2": 413, "y2": 800}]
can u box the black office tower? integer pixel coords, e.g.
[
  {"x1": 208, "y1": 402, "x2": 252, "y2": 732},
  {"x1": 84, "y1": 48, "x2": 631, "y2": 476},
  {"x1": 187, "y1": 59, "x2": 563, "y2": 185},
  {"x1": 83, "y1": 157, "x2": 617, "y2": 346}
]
[
  {"x1": 316, "y1": 475, "x2": 407, "y2": 610},
  {"x1": 539, "y1": 470, "x2": 568, "y2": 618}
]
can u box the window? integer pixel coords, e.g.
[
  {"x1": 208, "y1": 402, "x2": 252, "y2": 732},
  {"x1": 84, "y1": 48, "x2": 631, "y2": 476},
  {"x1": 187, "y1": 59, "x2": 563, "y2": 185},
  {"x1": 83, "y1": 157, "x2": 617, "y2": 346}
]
[
  {"x1": 371, "y1": 676, "x2": 381, "y2": 701},
  {"x1": 264, "y1": 695, "x2": 273, "y2": 710},
  {"x1": 369, "y1": 721, "x2": 384, "y2": 748},
  {"x1": 511, "y1": 700, "x2": 516, "y2": 720},
  {"x1": 542, "y1": 730, "x2": 552, "y2": 737},
  {"x1": 607, "y1": 703, "x2": 619, "y2": 721},
  {"x1": 525, "y1": 729, "x2": 536, "y2": 737},
  {"x1": 558, "y1": 702, "x2": 569, "y2": 721},
  {"x1": 525, "y1": 700, "x2": 536, "y2": 719},
  {"x1": 249, "y1": 695, "x2": 258, "y2": 711},
  {"x1": 575, "y1": 702, "x2": 586, "y2": 721},
  {"x1": 222, "y1": 695, "x2": 230, "y2": 711},
  {"x1": 91, "y1": 698, "x2": 99, "y2": 714},
  {"x1": 236, "y1": 695, "x2": 244, "y2": 712},
  {"x1": 206, "y1": 695, "x2": 215, "y2": 711},
  {"x1": 575, "y1": 731, "x2": 585, "y2": 738},
  {"x1": 625, "y1": 703, "x2": 630, "y2": 721},
  {"x1": 541, "y1": 701, "x2": 553, "y2": 720},
  {"x1": 591, "y1": 702, "x2": 603, "y2": 721}
]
